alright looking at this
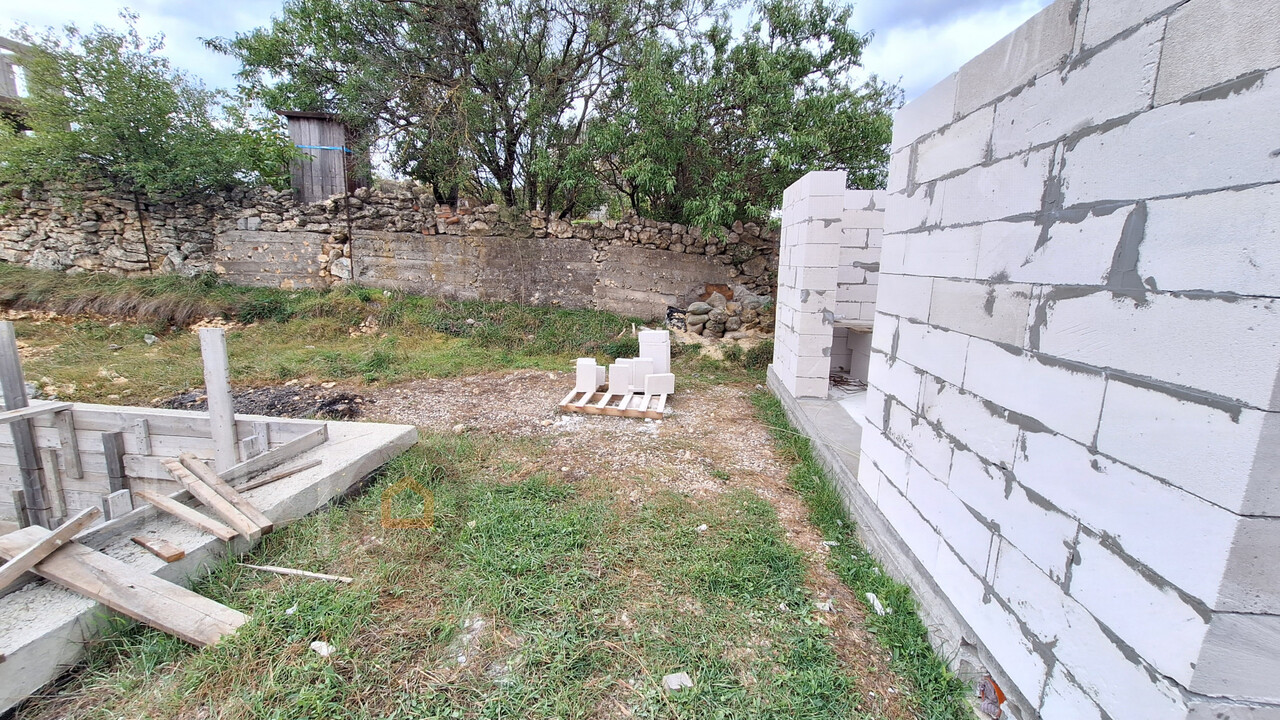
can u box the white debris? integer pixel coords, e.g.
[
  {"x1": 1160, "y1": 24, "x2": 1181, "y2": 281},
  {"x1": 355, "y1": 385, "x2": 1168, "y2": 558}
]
[
  {"x1": 144, "y1": 334, "x2": 158, "y2": 345},
  {"x1": 285, "y1": 604, "x2": 298, "y2": 615},
  {"x1": 452, "y1": 423, "x2": 467, "y2": 434},
  {"x1": 662, "y1": 672, "x2": 695, "y2": 692},
  {"x1": 695, "y1": 524, "x2": 709, "y2": 533},
  {"x1": 310, "y1": 641, "x2": 336, "y2": 657},
  {"x1": 816, "y1": 600, "x2": 836, "y2": 613},
  {"x1": 865, "y1": 592, "x2": 891, "y2": 616},
  {"x1": 467, "y1": 520, "x2": 477, "y2": 528},
  {"x1": 822, "y1": 540, "x2": 839, "y2": 547}
]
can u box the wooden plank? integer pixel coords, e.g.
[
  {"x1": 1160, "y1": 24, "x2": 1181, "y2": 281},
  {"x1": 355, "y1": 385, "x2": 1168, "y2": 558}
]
[
  {"x1": 0, "y1": 507, "x2": 100, "y2": 589},
  {"x1": 178, "y1": 454, "x2": 274, "y2": 534},
  {"x1": 101, "y1": 489, "x2": 133, "y2": 521},
  {"x1": 133, "y1": 489, "x2": 238, "y2": 542},
  {"x1": 39, "y1": 448, "x2": 67, "y2": 525},
  {"x1": 237, "y1": 458, "x2": 322, "y2": 493},
  {"x1": 221, "y1": 425, "x2": 327, "y2": 485},
  {"x1": 0, "y1": 321, "x2": 50, "y2": 527},
  {"x1": 162, "y1": 459, "x2": 260, "y2": 541},
  {"x1": 0, "y1": 401, "x2": 72, "y2": 425},
  {"x1": 131, "y1": 536, "x2": 185, "y2": 562},
  {"x1": 240, "y1": 563, "x2": 352, "y2": 584},
  {"x1": 10, "y1": 489, "x2": 28, "y2": 529},
  {"x1": 54, "y1": 409, "x2": 82, "y2": 479},
  {"x1": 0, "y1": 525, "x2": 248, "y2": 646},
  {"x1": 199, "y1": 329, "x2": 239, "y2": 473},
  {"x1": 132, "y1": 418, "x2": 152, "y2": 455},
  {"x1": 101, "y1": 432, "x2": 127, "y2": 493}
]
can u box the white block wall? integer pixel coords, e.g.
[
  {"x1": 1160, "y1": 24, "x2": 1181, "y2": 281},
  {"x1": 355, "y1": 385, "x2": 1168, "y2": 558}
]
[
  {"x1": 861, "y1": 1, "x2": 1280, "y2": 718},
  {"x1": 773, "y1": 172, "x2": 885, "y2": 397}
]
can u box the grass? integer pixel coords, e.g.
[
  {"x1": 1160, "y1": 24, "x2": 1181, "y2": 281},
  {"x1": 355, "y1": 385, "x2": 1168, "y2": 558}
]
[
  {"x1": 750, "y1": 391, "x2": 972, "y2": 720},
  {"x1": 1, "y1": 264, "x2": 651, "y2": 402},
  {"x1": 20, "y1": 435, "x2": 884, "y2": 720}
]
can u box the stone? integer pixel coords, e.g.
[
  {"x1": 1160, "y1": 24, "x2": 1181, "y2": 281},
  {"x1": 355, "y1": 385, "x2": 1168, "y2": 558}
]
[
  {"x1": 725, "y1": 317, "x2": 742, "y2": 331},
  {"x1": 662, "y1": 672, "x2": 694, "y2": 692},
  {"x1": 687, "y1": 302, "x2": 713, "y2": 315},
  {"x1": 330, "y1": 257, "x2": 352, "y2": 279},
  {"x1": 706, "y1": 291, "x2": 728, "y2": 310}
]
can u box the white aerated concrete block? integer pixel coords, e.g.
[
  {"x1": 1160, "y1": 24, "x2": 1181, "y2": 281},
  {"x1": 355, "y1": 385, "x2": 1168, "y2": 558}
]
[
  {"x1": 644, "y1": 372, "x2": 675, "y2": 395},
  {"x1": 933, "y1": 545, "x2": 1050, "y2": 701},
  {"x1": 885, "y1": 399, "x2": 954, "y2": 481},
  {"x1": 953, "y1": 0, "x2": 1077, "y2": 116},
  {"x1": 991, "y1": 21, "x2": 1162, "y2": 157},
  {"x1": 928, "y1": 279, "x2": 1033, "y2": 346},
  {"x1": 884, "y1": 186, "x2": 944, "y2": 234},
  {"x1": 877, "y1": 479, "x2": 941, "y2": 574},
  {"x1": 628, "y1": 358, "x2": 653, "y2": 392},
  {"x1": 1142, "y1": 184, "x2": 1280, "y2": 296},
  {"x1": 896, "y1": 225, "x2": 982, "y2": 279},
  {"x1": 962, "y1": 340, "x2": 1105, "y2": 444},
  {"x1": 1039, "y1": 664, "x2": 1105, "y2": 720},
  {"x1": 887, "y1": 147, "x2": 911, "y2": 194},
  {"x1": 1095, "y1": 378, "x2": 1267, "y2": 514},
  {"x1": 607, "y1": 362, "x2": 632, "y2": 394},
  {"x1": 905, "y1": 459, "x2": 994, "y2": 573},
  {"x1": 937, "y1": 146, "x2": 1056, "y2": 227},
  {"x1": 859, "y1": 425, "x2": 911, "y2": 491},
  {"x1": 1015, "y1": 430, "x2": 1237, "y2": 605},
  {"x1": 915, "y1": 105, "x2": 994, "y2": 183},
  {"x1": 867, "y1": 350, "x2": 925, "y2": 410},
  {"x1": 895, "y1": 321, "x2": 971, "y2": 388},
  {"x1": 891, "y1": 72, "x2": 958, "y2": 151},
  {"x1": 949, "y1": 449, "x2": 1077, "y2": 581},
  {"x1": 1155, "y1": 0, "x2": 1280, "y2": 105},
  {"x1": 575, "y1": 358, "x2": 600, "y2": 393},
  {"x1": 1069, "y1": 533, "x2": 1209, "y2": 686},
  {"x1": 1192, "y1": 613, "x2": 1280, "y2": 703},
  {"x1": 1060, "y1": 68, "x2": 1280, "y2": 204},
  {"x1": 1036, "y1": 290, "x2": 1280, "y2": 410},
  {"x1": 920, "y1": 378, "x2": 1020, "y2": 467},
  {"x1": 1219, "y1": 517, "x2": 1280, "y2": 614},
  {"x1": 974, "y1": 213, "x2": 1127, "y2": 286},
  {"x1": 990, "y1": 541, "x2": 1188, "y2": 720},
  {"x1": 874, "y1": 273, "x2": 933, "y2": 322},
  {"x1": 1080, "y1": 0, "x2": 1180, "y2": 48},
  {"x1": 637, "y1": 329, "x2": 671, "y2": 375}
]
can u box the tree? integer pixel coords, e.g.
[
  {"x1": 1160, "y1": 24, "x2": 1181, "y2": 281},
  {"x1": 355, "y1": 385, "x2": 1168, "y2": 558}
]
[
  {"x1": 213, "y1": 0, "x2": 713, "y2": 210},
  {"x1": 0, "y1": 15, "x2": 293, "y2": 198},
  {"x1": 589, "y1": 0, "x2": 899, "y2": 229}
]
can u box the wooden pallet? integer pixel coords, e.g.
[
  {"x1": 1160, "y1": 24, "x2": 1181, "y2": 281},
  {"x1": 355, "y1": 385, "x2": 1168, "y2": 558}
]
[{"x1": 558, "y1": 387, "x2": 668, "y2": 419}]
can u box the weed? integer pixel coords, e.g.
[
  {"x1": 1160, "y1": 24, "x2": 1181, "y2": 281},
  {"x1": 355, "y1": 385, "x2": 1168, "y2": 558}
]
[
  {"x1": 601, "y1": 334, "x2": 640, "y2": 359},
  {"x1": 751, "y1": 390, "x2": 973, "y2": 720}
]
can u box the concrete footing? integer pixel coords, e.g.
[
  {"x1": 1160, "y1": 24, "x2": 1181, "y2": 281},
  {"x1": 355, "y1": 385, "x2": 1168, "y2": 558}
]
[{"x1": 0, "y1": 415, "x2": 417, "y2": 714}]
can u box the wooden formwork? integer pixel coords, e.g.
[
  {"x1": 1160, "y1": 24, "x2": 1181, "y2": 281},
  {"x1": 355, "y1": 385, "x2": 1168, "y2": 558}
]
[{"x1": 558, "y1": 387, "x2": 668, "y2": 420}]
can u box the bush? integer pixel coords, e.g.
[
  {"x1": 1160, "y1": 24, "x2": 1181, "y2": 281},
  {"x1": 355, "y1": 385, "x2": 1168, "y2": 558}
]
[
  {"x1": 743, "y1": 339, "x2": 774, "y2": 370},
  {"x1": 601, "y1": 335, "x2": 640, "y2": 360}
]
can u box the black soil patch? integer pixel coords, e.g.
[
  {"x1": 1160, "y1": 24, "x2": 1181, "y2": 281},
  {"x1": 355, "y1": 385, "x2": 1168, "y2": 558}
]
[{"x1": 157, "y1": 386, "x2": 369, "y2": 420}]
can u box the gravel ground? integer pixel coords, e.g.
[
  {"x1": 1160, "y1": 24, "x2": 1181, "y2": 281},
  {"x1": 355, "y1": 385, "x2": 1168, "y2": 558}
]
[{"x1": 363, "y1": 369, "x2": 916, "y2": 720}]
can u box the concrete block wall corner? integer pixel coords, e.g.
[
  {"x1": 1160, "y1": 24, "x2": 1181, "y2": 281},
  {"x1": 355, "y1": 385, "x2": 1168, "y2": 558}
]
[{"x1": 773, "y1": 0, "x2": 1280, "y2": 717}]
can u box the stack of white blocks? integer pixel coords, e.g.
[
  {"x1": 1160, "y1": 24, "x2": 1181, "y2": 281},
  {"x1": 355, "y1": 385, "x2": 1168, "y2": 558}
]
[{"x1": 575, "y1": 329, "x2": 675, "y2": 397}]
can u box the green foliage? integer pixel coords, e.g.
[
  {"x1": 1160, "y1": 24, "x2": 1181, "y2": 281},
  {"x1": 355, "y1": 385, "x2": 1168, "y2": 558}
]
[
  {"x1": 590, "y1": 0, "x2": 898, "y2": 228},
  {"x1": 213, "y1": 0, "x2": 897, "y2": 226},
  {"x1": 0, "y1": 14, "x2": 293, "y2": 198},
  {"x1": 601, "y1": 334, "x2": 640, "y2": 360}
]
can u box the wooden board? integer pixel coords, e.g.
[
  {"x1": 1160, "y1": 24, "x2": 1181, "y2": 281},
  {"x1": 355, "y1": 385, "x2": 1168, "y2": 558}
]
[
  {"x1": 559, "y1": 390, "x2": 668, "y2": 420},
  {"x1": 178, "y1": 454, "x2": 274, "y2": 534},
  {"x1": 0, "y1": 401, "x2": 72, "y2": 426},
  {"x1": 221, "y1": 425, "x2": 328, "y2": 486},
  {"x1": 237, "y1": 458, "x2": 322, "y2": 493},
  {"x1": 131, "y1": 536, "x2": 185, "y2": 562},
  {"x1": 132, "y1": 489, "x2": 238, "y2": 543},
  {"x1": 161, "y1": 460, "x2": 261, "y2": 541},
  {"x1": 0, "y1": 507, "x2": 100, "y2": 589},
  {"x1": 0, "y1": 525, "x2": 247, "y2": 647}
]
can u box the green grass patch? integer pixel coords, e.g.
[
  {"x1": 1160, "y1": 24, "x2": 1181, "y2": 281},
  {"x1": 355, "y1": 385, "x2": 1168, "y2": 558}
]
[
  {"x1": 751, "y1": 390, "x2": 973, "y2": 720},
  {"x1": 18, "y1": 436, "x2": 890, "y2": 720}
]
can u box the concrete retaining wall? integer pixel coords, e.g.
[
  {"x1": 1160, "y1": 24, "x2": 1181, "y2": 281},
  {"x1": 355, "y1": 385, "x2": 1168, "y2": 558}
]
[
  {"x1": 864, "y1": 0, "x2": 1280, "y2": 717},
  {"x1": 0, "y1": 185, "x2": 780, "y2": 320}
]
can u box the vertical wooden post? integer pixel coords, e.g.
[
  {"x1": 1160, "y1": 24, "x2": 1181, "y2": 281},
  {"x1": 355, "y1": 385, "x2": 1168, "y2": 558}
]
[
  {"x1": 54, "y1": 409, "x2": 82, "y2": 479},
  {"x1": 0, "y1": 321, "x2": 50, "y2": 527},
  {"x1": 11, "y1": 489, "x2": 29, "y2": 529},
  {"x1": 199, "y1": 328, "x2": 239, "y2": 472},
  {"x1": 40, "y1": 447, "x2": 67, "y2": 526},
  {"x1": 102, "y1": 432, "x2": 128, "y2": 493}
]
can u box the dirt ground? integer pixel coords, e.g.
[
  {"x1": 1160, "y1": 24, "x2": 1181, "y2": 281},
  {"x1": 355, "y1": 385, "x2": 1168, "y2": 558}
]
[{"x1": 364, "y1": 369, "x2": 916, "y2": 719}]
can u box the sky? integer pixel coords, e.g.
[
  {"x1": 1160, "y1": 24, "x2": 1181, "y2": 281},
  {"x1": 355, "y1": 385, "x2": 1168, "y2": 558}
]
[{"x1": 0, "y1": 0, "x2": 1054, "y2": 102}]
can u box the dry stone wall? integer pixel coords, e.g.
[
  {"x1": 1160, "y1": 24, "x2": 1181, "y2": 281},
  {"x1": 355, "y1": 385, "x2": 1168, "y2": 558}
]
[{"x1": 0, "y1": 184, "x2": 779, "y2": 319}]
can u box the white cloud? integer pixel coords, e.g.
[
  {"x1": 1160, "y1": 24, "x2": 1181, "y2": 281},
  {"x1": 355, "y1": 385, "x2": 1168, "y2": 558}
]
[{"x1": 859, "y1": 0, "x2": 1054, "y2": 101}]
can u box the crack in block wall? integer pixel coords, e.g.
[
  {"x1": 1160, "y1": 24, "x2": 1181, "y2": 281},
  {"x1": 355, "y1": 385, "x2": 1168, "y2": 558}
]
[{"x1": 792, "y1": 0, "x2": 1280, "y2": 717}]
